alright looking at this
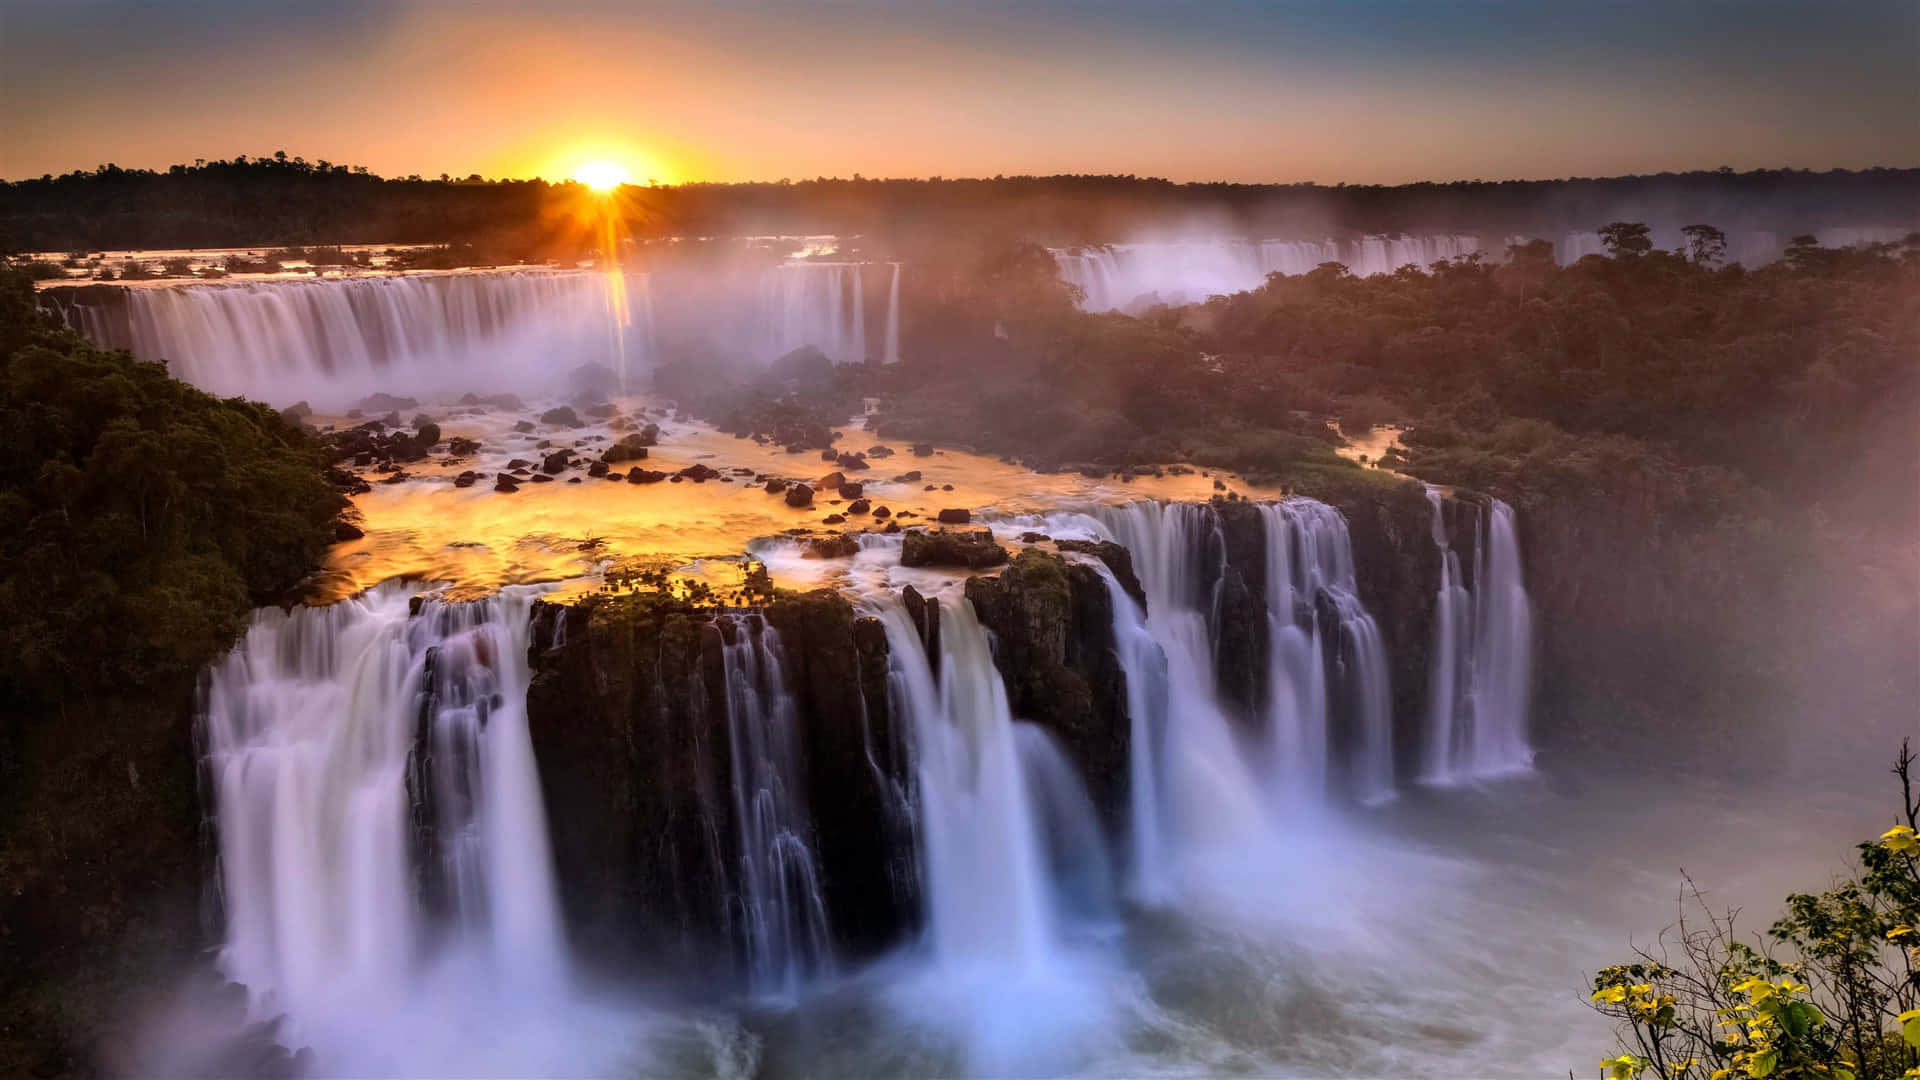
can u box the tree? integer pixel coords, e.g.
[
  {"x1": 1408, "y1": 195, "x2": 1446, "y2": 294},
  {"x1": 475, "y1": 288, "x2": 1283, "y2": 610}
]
[
  {"x1": 1600, "y1": 221, "x2": 1655, "y2": 257},
  {"x1": 1680, "y1": 224, "x2": 1727, "y2": 267},
  {"x1": 1590, "y1": 743, "x2": 1920, "y2": 1080}
]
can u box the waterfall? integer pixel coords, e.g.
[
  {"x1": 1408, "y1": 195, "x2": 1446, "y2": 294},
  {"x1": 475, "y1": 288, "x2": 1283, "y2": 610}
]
[
  {"x1": 106, "y1": 270, "x2": 645, "y2": 408},
  {"x1": 1085, "y1": 561, "x2": 1172, "y2": 901},
  {"x1": 1257, "y1": 502, "x2": 1395, "y2": 805},
  {"x1": 716, "y1": 613, "x2": 835, "y2": 998},
  {"x1": 872, "y1": 594, "x2": 1059, "y2": 971},
  {"x1": 883, "y1": 262, "x2": 902, "y2": 365},
  {"x1": 1420, "y1": 491, "x2": 1534, "y2": 783},
  {"x1": 1053, "y1": 236, "x2": 1483, "y2": 311},
  {"x1": 1087, "y1": 502, "x2": 1276, "y2": 855},
  {"x1": 760, "y1": 262, "x2": 872, "y2": 365},
  {"x1": 200, "y1": 582, "x2": 565, "y2": 1047}
]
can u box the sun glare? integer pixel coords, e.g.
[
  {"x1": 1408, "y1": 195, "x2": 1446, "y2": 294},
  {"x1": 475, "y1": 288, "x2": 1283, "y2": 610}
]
[{"x1": 573, "y1": 160, "x2": 631, "y2": 192}]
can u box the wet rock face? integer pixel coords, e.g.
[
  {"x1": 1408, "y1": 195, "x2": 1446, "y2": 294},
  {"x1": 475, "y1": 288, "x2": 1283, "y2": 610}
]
[
  {"x1": 900, "y1": 528, "x2": 1008, "y2": 569},
  {"x1": 523, "y1": 590, "x2": 913, "y2": 976},
  {"x1": 964, "y1": 550, "x2": 1130, "y2": 824}
]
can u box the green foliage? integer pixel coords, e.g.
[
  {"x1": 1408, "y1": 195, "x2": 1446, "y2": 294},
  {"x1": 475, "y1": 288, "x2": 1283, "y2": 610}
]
[
  {"x1": 1591, "y1": 744, "x2": 1920, "y2": 1080},
  {"x1": 0, "y1": 270, "x2": 343, "y2": 707}
]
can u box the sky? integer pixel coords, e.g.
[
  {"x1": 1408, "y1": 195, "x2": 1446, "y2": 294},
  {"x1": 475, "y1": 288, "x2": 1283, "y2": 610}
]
[{"x1": 3, "y1": 0, "x2": 1916, "y2": 186}]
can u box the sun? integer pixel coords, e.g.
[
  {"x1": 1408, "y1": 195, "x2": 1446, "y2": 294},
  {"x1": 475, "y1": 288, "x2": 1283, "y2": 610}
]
[{"x1": 572, "y1": 160, "x2": 632, "y2": 192}]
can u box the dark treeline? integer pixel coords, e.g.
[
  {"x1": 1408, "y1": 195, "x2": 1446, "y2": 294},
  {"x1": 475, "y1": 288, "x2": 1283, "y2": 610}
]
[{"x1": 3, "y1": 152, "x2": 1918, "y2": 254}]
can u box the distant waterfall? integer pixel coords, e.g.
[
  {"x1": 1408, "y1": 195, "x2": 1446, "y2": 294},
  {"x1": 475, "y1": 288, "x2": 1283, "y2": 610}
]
[
  {"x1": 716, "y1": 614, "x2": 835, "y2": 998},
  {"x1": 1054, "y1": 236, "x2": 1481, "y2": 311},
  {"x1": 200, "y1": 583, "x2": 565, "y2": 1042},
  {"x1": 883, "y1": 262, "x2": 902, "y2": 365},
  {"x1": 111, "y1": 270, "x2": 646, "y2": 407},
  {"x1": 760, "y1": 262, "x2": 870, "y2": 365},
  {"x1": 1420, "y1": 491, "x2": 1534, "y2": 783}
]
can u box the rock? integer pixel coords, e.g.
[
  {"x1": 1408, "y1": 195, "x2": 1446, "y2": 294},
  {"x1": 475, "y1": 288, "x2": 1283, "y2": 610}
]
[
  {"x1": 912, "y1": 443, "x2": 933, "y2": 457},
  {"x1": 447, "y1": 436, "x2": 481, "y2": 456},
  {"x1": 542, "y1": 449, "x2": 572, "y2": 474},
  {"x1": 835, "y1": 452, "x2": 869, "y2": 471},
  {"x1": 378, "y1": 411, "x2": 403, "y2": 428},
  {"x1": 1021, "y1": 531, "x2": 1052, "y2": 543},
  {"x1": 942, "y1": 484, "x2": 954, "y2": 491},
  {"x1": 379, "y1": 471, "x2": 409, "y2": 484},
  {"x1": 839, "y1": 481, "x2": 864, "y2": 499},
  {"x1": 454, "y1": 471, "x2": 478, "y2": 488},
  {"x1": 764, "y1": 478, "x2": 790, "y2": 494},
  {"x1": 602, "y1": 433, "x2": 652, "y2": 463},
  {"x1": 356, "y1": 392, "x2": 419, "y2": 413},
  {"x1": 568, "y1": 362, "x2": 618, "y2": 398},
  {"x1": 821, "y1": 449, "x2": 839, "y2": 462},
  {"x1": 587, "y1": 461, "x2": 610, "y2": 478},
  {"x1": 965, "y1": 550, "x2": 1129, "y2": 819},
  {"x1": 937, "y1": 508, "x2": 971, "y2": 525},
  {"x1": 804, "y1": 533, "x2": 860, "y2": 559},
  {"x1": 331, "y1": 521, "x2": 365, "y2": 541},
  {"x1": 818, "y1": 471, "x2": 847, "y2": 491},
  {"x1": 872, "y1": 505, "x2": 891, "y2": 519},
  {"x1": 822, "y1": 514, "x2": 846, "y2": 525},
  {"x1": 494, "y1": 474, "x2": 520, "y2": 492},
  {"x1": 785, "y1": 483, "x2": 814, "y2": 508},
  {"x1": 847, "y1": 498, "x2": 871, "y2": 515},
  {"x1": 678, "y1": 464, "x2": 720, "y2": 482},
  {"x1": 901, "y1": 528, "x2": 1008, "y2": 569},
  {"x1": 507, "y1": 458, "x2": 533, "y2": 470},
  {"x1": 531, "y1": 473, "x2": 555, "y2": 483},
  {"x1": 883, "y1": 521, "x2": 901, "y2": 533},
  {"x1": 513, "y1": 420, "x2": 535, "y2": 433},
  {"x1": 867, "y1": 445, "x2": 894, "y2": 457},
  {"x1": 1055, "y1": 539, "x2": 1148, "y2": 612},
  {"x1": 626, "y1": 468, "x2": 667, "y2": 484},
  {"x1": 540, "y1": 406, "x2": 582, "y2": 427},
  {"x1": 280, "y1": 400, "x2": 313, "y2": 423}
]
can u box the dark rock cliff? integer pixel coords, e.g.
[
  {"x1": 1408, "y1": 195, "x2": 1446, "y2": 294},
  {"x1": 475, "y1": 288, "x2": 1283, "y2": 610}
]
[
  {"x1": 524, "y1": 589, "x2": 914, "y2": 980},
  {"x1": 965, "y1": 550, "x2": 1131, "y2": 824}
]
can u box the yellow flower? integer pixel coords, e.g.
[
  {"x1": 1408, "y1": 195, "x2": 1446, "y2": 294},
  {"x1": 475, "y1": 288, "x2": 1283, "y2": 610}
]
[{"x1": 1881, "y1": 825, "x2": 1919, "y2": 855}]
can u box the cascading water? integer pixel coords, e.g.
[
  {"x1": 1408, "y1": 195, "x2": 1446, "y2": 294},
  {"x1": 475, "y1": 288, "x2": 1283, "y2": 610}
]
[
  {"x1": 1054, "y1": 236, "x2": 1482, "y2": 311},
  {"x1": 1086, "y1": 502, "x2": 1277, "y2": 857},
  {"x1": 1420, "y1": 489, "x2": 1535, "y2": 783},
  {"x1": 760, "y1": 262, "x2": 870, "y2": 364},
  {"x1": 1257, "y1": 501, "x2": 1395, "y2": 805},
  {"x1": 884, "y1": 262, "x2": 902, "y2": 364},
  {"x1": 113, "y1": 270, "x2": 646, "y2": 407},
  {"x1": 199, "y1": 582, "x2": 573, "y2": 1070},
  {"x1": 716, "y1": 613, "x2": 835, "y2": 998},
  {"x1": 1085, "y1": 561, "x2": 1172, "y2": 900},
  {"x1": 873, "y1": 594, "x2": 1057, "y2": 971}
]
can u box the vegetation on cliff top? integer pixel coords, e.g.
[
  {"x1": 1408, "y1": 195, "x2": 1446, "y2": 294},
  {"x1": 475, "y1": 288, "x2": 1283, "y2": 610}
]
[{"x1": 0, "y1": 268, "x2": 344, "y2": 709}]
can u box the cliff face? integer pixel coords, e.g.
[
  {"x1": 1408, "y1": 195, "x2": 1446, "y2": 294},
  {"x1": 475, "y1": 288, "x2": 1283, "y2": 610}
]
[
  {"x1": 0, "y1": 687, "x2": 204, "y2": 1078},
  {"x1": 524, "y1": 589, "x2": 913, "y2": 978},
  {"x1": 965, "y1": 550, "x2": 1130, "y2": 824}
]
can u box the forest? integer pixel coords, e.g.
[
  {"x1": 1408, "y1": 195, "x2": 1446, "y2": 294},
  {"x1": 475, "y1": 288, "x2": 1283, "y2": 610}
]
[{"x1": 3, "y1": 153, "x2": 1917, "y2": 256}]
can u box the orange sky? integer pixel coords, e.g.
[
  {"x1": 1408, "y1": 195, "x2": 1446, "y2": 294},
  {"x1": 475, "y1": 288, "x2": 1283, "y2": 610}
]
[{"x1": 4, "y1": 1, "x2": 1916, "y2": 185}]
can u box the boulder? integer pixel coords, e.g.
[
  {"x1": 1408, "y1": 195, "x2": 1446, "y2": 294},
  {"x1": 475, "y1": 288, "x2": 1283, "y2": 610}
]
[
  {"x1": 763, "y1": 478, "x2": 790, "y2": 494},
  {"x1": 872, "y1": 506, "x2": 891, "y2": 519},
  {"x1": 822, "y1": 514, "x2": 846, "y2": 525},
  {"x1": 804, "y1": 533, "x2": 859, "y2": 558},
  {"x1": 331, "y1": 521, "x2": 365, "y2": 541},
  {"x1": 847, "y1": 498, "x2": 871, "y2": 515},
  {"x1": 587, "y1": 461, "x2": 610, "y2": 478},
  {"x1": 540, "y1": 406, "x2": 582, "y2": 427},
  {"x1": 817, "y1": 471, "x2": 846, "y2": 491},
  {"x1": 912, "y1": 443, "x2": 934, "y2": 457},
  {"x1": 280, "y1": 400, "x2": 313, "y2": 423},
  {"x1": 453, "y1": 470, "x2": 479, "y2": 488},
  {"x1": 626, "y1": 468, "x2": 667, "y2": 484},
  {"x1": 356, "y1": 392, "x2": 419, "y2": 413},
  {"x1": 494, "y1": 474, "x2": 520, "y2": 493},
  {"x1": 447, "y1": 436, "x2": 481, "y2": 456},
  {"x1": 838, "y1": 481, "x2": 864, "y2": 499},
  {"x1": 602, "y1": 434, "x2": 651, "y2": 464},
  {"x1": 513, "y1": 420, "x2": 535, "y2": 433},
  {"x1": 937, "y1": 508, "x2": 971, "y2": 525},
  {"x1": 678, "y1": 464, "x2": 720, "y2": 482},
  {"x1": 900, "y1": 528, "x2": 1008, "y2": 570},
  {"x1": 785, "y1": 483, "x2": 814, "y2": 508},
  {"x1": 835, "y1": 452, "x2": 869, "y2": 471},
  {"x1": 542, "y1": 450, "x2": 573, "y2": 475}
]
